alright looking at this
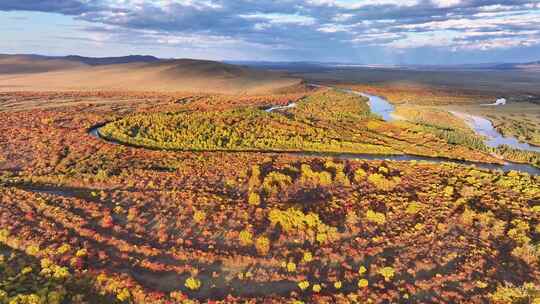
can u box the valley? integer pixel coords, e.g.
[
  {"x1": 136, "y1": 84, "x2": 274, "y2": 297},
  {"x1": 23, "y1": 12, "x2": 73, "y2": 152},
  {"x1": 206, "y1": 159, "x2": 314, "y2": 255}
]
[{"x1": 0, "y1": 56, "x2": 539, "y2": 304}]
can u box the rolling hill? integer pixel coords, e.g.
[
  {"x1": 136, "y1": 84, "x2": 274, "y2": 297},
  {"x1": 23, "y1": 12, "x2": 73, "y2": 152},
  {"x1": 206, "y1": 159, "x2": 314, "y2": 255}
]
[
  {"x1": 0, "y1": 55, "x2": 301, "y2": 94},
  {"x1": 0, "y1": 55, "x2": 87, "y2": 74},
  {"x1": 493, "y1": 60, "x2": 540, "y2": 71},
  {"x1": 62, "y1": 55, "x2": 161, "y2": 66}
]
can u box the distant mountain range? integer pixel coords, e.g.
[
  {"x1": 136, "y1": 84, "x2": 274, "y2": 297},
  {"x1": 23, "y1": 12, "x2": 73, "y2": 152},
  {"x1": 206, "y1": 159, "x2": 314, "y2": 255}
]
[
  {"x1": 2, "y1": 54, "x2": 539, "y2": 72},
  {"x1": 0, "y1": 53, "x2": 537, "y2": 94},
  {"x1": 0, "y1": 54, "x2": 162, "y2": 74},
  {"x1": 228, "y1": 60, "x2": 540, "y2": 72},
  {"x1": 0, "y1": 54, "x2": 300, "y2": 94},
  {"x1": 492, "y1": 61, "x2": 540, "y2": 70}
]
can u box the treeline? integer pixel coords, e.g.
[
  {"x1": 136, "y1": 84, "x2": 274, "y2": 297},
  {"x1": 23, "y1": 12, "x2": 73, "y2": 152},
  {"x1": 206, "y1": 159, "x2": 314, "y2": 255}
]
[
  {"x1": 496, "y1": 145, "x2": 540, "y2": 168},
  {"x1": 394, "y1": 106, "x2": 490, "y2": 152},
  {"x1": 419, "y1": 124, "x2": 490, "y2": 152}
]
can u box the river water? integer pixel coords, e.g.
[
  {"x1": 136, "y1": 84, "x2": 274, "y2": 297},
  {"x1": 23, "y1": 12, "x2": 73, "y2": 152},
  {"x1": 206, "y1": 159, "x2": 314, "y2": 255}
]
[
  {"x1": 338, "y1": 89, "x2": 395, "y2": 121},
  {"x1": 363, "y1": 93, "x2": 395, "y2": 122},
  {"x1": 450, "y1": 111, "x2": 540, "y2": 153},
  {"x1": 341, "y1": 87, "x2": 539, "y2": 153},
  {"x1": 338, "y1": 88, "x2": 539, "y2": 175},
  {"x1": 265, "y1": 103, "x2": 297, "y2": 112}
]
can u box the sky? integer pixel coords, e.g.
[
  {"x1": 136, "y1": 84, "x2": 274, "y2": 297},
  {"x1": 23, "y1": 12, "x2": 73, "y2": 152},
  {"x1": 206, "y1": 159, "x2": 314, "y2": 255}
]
[{"x1": 1, "y1": 0, "x2": 540, "y2": 64}]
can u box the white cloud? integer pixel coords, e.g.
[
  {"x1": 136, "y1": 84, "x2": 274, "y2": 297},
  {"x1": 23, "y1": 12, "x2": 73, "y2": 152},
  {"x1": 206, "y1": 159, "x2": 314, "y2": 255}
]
[
  {"x1": 308, "y1": 0, "x2": 419, "y2": 9},
  {"x1": 332, "y1": 13, "x2": 353, "y2": 22},
  {"x1": 104, "y1": 0, "x2": 222, "y2": 10},
  {"x1": 318, "y1": 23, "x2": 350, "y2": 33},
  {"x1": 240, "y1": 13, "x2": 316, "y2": 26},
  {"x1": 431, "y1": 0, "x2": 461, "y2": 8},
  {"x1": 457, "y1": 37, "x2": 540, "y2": 50}
]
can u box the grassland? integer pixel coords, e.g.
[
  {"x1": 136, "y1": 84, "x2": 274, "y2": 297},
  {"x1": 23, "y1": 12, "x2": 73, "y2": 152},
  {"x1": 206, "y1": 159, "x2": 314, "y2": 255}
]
[
  {"x1": 392, "y1": 104, "x2": 540, "y2": 169},
  {"x1": 437, "y1": 102, "x2": 540, "y2": 167},
  {"x1": 493, "y1": 116, "x2": 540, "y2": 147},
  {"x1": 393, "y1": 105, "x2": 472, "y2": 131},
  {"x1": 0, "y1": 85, "x2": 539, "y2": 303},
  {"x1": 460, "y1": 103, "x2": 540, "y2": 147},
  {"x1": 337, "y1": 83, "x2": 496, "y2": 106}
]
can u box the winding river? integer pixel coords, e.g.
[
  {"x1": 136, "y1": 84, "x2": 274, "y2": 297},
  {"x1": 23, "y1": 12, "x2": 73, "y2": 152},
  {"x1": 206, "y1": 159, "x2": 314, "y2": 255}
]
[
  {"x1": 340, "y1": 89, "x2": 396, "y2": 122},
  {"x1": 88, "y1": 87, "x2": 540, "y2": 175},
  {"x1": 450, "y1": 111, "x2": 540, "y2": 153},
  {"x1": 342, "y1": 88, "x2": 539, "y2": 154}
]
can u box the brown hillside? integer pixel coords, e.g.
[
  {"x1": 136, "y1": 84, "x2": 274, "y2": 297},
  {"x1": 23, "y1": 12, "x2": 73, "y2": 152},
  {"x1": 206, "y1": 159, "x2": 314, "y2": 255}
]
[
  {"x1": 0, "y1": 57, "x2": 301, "y2": 94},
  {"x1": 0, "y1": 55, "x2": 87, "y2": 74}
]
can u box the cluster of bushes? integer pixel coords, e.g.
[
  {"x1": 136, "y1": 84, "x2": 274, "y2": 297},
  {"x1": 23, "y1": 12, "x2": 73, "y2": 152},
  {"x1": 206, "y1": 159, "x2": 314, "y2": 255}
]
[
  {"x1": 488, "y1": 114, "x2": 540, "y2": 147},
  {"x1": 496, "y1": 145, "x2": 540, "y2": 168},
  {"x1": 0, "y1": 244, "x2": 115, "y2": 304},
  {"x1": 99, "y1": 90, "x2": 380, "y2": 154}
]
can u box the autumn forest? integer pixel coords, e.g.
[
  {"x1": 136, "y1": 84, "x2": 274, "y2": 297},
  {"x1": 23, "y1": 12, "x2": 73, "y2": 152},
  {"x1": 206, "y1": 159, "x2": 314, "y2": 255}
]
[{"x1": 1, "y1": 76, "x2": 539, "y2": 304}]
